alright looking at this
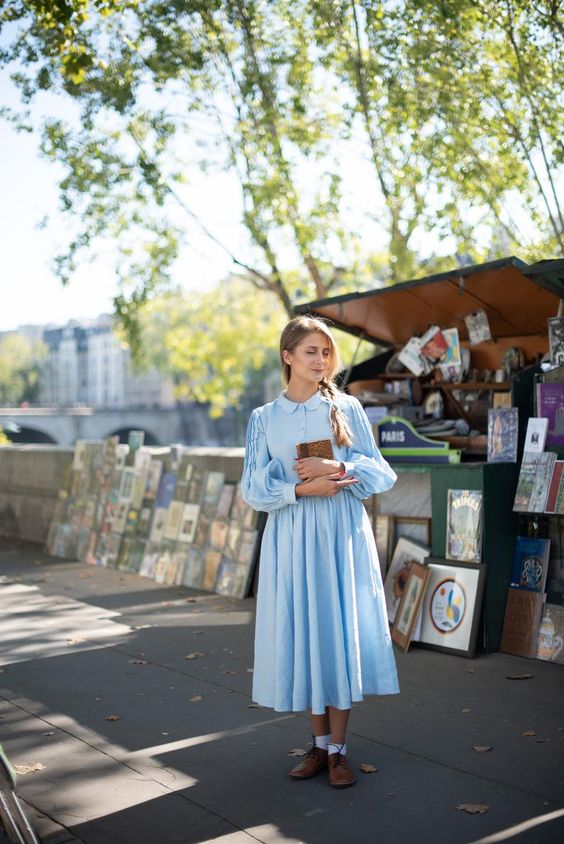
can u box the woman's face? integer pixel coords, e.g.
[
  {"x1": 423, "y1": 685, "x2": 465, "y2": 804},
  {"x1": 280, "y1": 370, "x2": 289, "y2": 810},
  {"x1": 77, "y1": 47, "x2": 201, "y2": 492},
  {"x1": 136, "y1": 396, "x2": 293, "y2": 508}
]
[{"x1": 283, "y1": 331, "x2": 333, "y2": 385}]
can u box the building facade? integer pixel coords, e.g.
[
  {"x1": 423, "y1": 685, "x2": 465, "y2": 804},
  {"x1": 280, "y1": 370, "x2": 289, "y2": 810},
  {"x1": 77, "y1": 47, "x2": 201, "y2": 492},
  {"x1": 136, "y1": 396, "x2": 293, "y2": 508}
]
[{"x1": 38, "y1": 316, "x2": 175, "y2": 409}]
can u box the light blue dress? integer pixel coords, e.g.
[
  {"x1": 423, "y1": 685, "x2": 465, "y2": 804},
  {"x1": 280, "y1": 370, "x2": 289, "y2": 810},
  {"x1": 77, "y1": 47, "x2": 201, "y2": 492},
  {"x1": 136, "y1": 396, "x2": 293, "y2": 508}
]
[{"x1": 241, "y1": 389, "x2": 400, "y2": 714}]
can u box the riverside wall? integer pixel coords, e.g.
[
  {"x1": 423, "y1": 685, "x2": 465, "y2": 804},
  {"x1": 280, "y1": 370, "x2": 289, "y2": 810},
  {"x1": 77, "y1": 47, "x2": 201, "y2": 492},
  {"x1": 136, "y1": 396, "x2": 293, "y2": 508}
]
[{"x1": 0, "y1": 445, "x2": 245, "y2": 545}]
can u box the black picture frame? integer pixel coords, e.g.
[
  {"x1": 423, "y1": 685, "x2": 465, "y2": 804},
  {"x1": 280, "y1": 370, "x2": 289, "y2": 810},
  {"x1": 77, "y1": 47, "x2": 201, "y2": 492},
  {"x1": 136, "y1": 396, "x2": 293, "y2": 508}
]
[{"x1": 418, "y1": 557, "x2": 487, "y2": 658}]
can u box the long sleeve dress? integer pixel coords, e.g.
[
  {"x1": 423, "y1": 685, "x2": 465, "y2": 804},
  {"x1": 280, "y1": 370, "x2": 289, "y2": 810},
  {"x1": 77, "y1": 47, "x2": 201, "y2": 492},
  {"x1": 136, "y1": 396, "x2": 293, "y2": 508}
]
[{"x1": 241, "y1": 389, "x2": 399, "y2": 714}]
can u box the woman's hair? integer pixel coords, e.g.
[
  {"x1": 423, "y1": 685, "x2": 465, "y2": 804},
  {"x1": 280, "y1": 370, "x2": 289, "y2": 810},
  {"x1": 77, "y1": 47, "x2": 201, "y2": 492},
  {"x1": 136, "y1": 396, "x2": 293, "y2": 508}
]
[{"x1": 279, "y1": 315, "x2": 353, "y2": 447}]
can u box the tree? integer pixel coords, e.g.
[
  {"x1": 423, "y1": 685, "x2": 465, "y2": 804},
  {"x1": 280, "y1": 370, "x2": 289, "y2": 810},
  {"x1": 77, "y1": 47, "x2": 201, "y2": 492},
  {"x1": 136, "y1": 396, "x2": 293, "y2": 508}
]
[
  {"x1": 0, "y1": 335, "x2": 47, "y2": 406},
  {"x1": 1, "y1": 1, "x2": 562, "y2": 403}
]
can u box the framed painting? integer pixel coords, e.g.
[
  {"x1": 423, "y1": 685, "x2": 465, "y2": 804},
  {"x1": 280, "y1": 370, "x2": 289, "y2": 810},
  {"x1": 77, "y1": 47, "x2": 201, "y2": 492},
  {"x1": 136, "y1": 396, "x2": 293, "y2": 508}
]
[
  {"x1": 392, "y1": 562, "x2": 431, "y2": 653},
  {"x1": 418, "y1": 558, "x2": 487, "y2": 658},
  {"x1": 383, "y1": 537, "x2": 431, "y2": 625}
]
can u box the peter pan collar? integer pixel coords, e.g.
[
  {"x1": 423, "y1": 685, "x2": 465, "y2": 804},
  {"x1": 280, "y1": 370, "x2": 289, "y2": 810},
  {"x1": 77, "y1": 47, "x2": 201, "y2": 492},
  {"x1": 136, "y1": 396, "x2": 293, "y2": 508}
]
[{"x1": 277, "y1": 391, "x2": 328, "y2": 414}]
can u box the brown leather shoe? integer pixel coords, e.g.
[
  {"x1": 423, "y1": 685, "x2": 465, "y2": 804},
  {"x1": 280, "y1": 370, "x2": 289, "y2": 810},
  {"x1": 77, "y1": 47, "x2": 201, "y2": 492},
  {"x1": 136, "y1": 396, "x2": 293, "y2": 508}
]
[
  {"x1": 289, "y1": 746, "x2": 328, "y2": 779},
  {"x1": 328, "y1": 752, "x2": 357, "y2": 788}
]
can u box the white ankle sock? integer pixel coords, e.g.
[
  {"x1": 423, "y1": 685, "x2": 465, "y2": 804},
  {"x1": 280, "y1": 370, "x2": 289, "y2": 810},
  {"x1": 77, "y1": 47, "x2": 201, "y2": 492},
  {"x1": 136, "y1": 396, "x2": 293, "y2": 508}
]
[
  {"x1": 313, "y1": 733, "x2": 331, "y2": 750},
  {"x1": 328, "y1": 742, "x2": 347, "y2": 756}
]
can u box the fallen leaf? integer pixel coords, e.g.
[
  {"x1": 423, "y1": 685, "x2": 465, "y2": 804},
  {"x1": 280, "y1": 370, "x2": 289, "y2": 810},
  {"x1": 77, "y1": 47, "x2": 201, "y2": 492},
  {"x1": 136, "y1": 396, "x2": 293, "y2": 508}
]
[
  {"x1": 247, "y1": 703, "x2": 261, "y2": 709},
  {"x1": 104, "y1": 714, "x2": 121, "y2": 721},
  {"x1": 246, "y1": 668, "x2": 254, "y2": 673},
  {"x1": 128, "y1": 659, "x2": 148, "y2": 665},
  {"x1": 506, "y1": 673, "x2": 532, "y2": 680},
  {"x1": 360, "y1": 763, "x2": 378, "y2": 773},
  {"x1": 14, "y1": 763, "x2": 46, "y2": 775},
  {"x1": 466, "y1": 669, "x2": 475, "y2": 673},
  {"x1": 162, "y1": 732, "x2": 170, "y2": 736},
  {"x1": 194, "y1": 630, "x2": 204, "y2": 635},
  {"x1": 457, "y1": 803, "x2": 489, "y2": 815},
  {"x1": 522, "y1": 730, "x2": 536, "y2": 737},
  {"x1": 185, "y1": 653, "x2": 199, "y2": 660},
  {"x1": 42, "y1": 731, "x2": 55, "y2": 737},
  {"x1": 66, "y1": 638, "x2": 85, "y2": 645},
  {"x1": 186, "y1": 597, "x2": 197, "y2": 603},
  {"x1": 472, "y1": 745, "x2": 493, "y2": 753},
  {"x1": 288, "y1": 748, "x2": 307, "y2": 757},
  {"x1": 535, "y1": 738, "x2": 549, "y2": 743},
  {"x1": 95, "y1": 697, "x2": 102, "y2": 702},
  {"x1": 190, "y1": 695, "x2": 203, "y2": 702},
  {"x1": 222, "y1": 670, "x2": 236, "y2": 675},
  {"x1": 462, "y1": 708, "x2": 472, "y2": 713}
]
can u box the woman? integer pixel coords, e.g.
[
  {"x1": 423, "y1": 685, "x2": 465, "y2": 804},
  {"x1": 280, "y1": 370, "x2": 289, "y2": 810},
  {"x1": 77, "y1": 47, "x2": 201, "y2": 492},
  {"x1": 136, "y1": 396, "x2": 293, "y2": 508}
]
[{"x1": 241, "y1": 315, "x2": 399, "y2": 788}]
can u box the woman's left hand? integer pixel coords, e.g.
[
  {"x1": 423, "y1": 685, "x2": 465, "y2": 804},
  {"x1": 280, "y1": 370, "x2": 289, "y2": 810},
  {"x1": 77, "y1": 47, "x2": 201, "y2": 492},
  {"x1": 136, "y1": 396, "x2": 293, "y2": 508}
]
[{"x1": 294, "y1": 456, "x2": 344, "y2": 482}]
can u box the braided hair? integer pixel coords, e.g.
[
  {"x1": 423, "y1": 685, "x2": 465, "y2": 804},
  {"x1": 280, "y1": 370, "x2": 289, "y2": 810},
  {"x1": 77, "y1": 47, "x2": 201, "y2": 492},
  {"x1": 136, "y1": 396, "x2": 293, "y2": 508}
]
[{"x1": 279, "y1": 316, "x2": 353, "y2": 447}]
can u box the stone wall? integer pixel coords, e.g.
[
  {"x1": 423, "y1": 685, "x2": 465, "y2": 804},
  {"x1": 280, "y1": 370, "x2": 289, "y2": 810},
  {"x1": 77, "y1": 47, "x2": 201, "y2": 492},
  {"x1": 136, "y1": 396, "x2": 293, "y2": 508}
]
[{"x1": 0, "y1": 445, "x2": 245, "y2": 545}]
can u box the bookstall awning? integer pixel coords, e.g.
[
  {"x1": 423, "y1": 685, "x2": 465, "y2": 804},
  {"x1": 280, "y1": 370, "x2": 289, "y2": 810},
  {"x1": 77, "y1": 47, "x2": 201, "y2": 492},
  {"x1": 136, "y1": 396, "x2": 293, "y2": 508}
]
[{"x1": 294, "y1": 257, "x2": 564, "y2": 348}]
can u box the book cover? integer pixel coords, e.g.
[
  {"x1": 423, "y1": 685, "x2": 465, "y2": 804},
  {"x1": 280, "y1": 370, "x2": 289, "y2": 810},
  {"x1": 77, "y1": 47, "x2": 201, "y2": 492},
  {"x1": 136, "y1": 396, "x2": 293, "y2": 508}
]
[
  {"x1": 210, "y1": 519, "x2": 229, "y2": 551},
  {"x1": 162, "y1": 500, "x2": 185, "y2": 542},
  {"x1": 523, "y1": 417, "x2": 548, "y2": 453},
  {"x1": 544, "y1": 461, "x2": 564, "y2": 513},
  {"x1": 500, "y1": 587, "x2": 545, "y2": 658},
  {"x1": 535, "y1": 604, "x2": 564, "y2": 664},
  {"x1": 536, "y1": 383, "x2": 564, "y2": 447},
  {"x1": 148, "y1": 506, "x2": 167, "y2": 543},
  {"x1": 215, "y1": 559, "x2": 252, "y2": 599},
  {"x1": 178, "y1": 503, "x2": 200, "y2": 544},
  {"x1": 419, "y1": 326, "x2": 449, "y2": 363},
  {"x1": 464, "y1": 308, "x2": 492, "y2": 345},
  {"x1": 528, "y1": 451, "x2": 557, "y2": 512},
  {"x1": 511, "y1": 537, "x2": 550, "y2": 592},
  {"x1": 548, "y1": 317, "x2": 564, "y2": 367},
  {"x1": 182, "y1": 546, "x2": 205, "y2": 589},
  {"x1": 230, "y1": 483, "x2": 247, "y2": 522},
  {"x1": 487, "y1": 408, "x2": 518, "y2": 463},
  {"x1": 201, "y1": 471, "x2": 226, "y2": 516},
  {"x1": 225, "y1": 520, "x2": 242, "y2": 558},
  {"x1": 445, "y1": 489, "x2": 483, "y2": 563},
  {"x1": 238, "y1": 529, "x2": 259, "y2": 566},
  {"x1": 194, "y1": 514, "x2": 211, "y2": 548},
  {"x1": 156, "y1": 472, "x2": 176, "y2": 508},
  {"x1": 438, "y1": 328, "x2": 462, "y2": 378},
  {"x1": 296, "y1": 439, "x2": 334, "y2": 460},
  {"x1": 513, "y1": 454, "x2": 541, "y2": 512},
  {"x1": 216, "y1": 484, "x2": 235, "y2": 520},
  {"x1": 187, "y1": 467, "x2": 204, "y2": 504},
  {"x1": 202, "y1": 549, "x2": 223, "y2": 591}
]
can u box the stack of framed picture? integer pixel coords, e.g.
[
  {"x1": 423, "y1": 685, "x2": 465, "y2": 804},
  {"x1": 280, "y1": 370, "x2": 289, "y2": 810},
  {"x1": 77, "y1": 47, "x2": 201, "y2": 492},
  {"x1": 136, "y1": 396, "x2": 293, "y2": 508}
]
[{"x1": 385, "y1": 488, "x2": 487, "y2": 658}]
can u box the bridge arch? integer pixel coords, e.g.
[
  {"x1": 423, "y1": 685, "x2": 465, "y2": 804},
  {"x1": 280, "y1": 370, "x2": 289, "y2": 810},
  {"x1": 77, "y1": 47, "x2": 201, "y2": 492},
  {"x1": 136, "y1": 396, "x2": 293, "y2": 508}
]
[
  {"x1": 4, "y1": 425, "x2": 58, "y2": 445},
  {"x1": 106, "y1": 427, "x2": 160, "y2": 446}
]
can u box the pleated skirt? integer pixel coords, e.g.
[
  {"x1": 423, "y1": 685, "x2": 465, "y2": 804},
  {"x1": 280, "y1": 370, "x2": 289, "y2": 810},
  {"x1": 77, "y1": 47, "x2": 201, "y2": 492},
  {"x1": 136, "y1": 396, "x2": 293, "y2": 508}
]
[{"x1": 252, "y1": 493, "x2": 399, "y2": 714}]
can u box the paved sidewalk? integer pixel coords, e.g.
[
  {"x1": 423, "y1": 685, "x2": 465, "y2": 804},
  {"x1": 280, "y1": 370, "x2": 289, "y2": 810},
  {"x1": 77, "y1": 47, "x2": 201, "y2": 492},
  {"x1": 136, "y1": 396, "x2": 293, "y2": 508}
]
[{"x1": 0, "y1": 543, "x2": 563, "y2": 844}]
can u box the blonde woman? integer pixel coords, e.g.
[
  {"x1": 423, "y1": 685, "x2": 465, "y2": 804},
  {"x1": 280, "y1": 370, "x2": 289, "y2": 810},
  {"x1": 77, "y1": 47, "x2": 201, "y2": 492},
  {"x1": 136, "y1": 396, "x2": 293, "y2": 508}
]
[{"x1": 242, "y1": 316, "x2": 399, "y2": 788}]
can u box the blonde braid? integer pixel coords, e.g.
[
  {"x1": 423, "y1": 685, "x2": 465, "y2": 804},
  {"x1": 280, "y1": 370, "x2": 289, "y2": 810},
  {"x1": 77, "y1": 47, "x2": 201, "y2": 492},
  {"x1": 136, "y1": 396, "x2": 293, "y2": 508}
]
[{"x1": 319, "y1": 378, "x2": 353, "y2": 447}]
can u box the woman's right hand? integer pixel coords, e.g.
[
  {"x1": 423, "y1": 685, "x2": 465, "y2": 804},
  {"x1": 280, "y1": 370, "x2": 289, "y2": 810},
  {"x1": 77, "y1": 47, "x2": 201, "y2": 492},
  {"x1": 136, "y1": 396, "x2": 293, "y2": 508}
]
[{"x1": 296, "y1": 473, "x2": 358, "y2": 498}]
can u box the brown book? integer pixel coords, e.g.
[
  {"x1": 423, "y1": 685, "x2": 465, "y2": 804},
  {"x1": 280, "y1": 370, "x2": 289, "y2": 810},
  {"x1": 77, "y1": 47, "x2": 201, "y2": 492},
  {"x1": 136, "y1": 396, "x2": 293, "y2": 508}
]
[
  {"x1": 296, "y1": 439, "x2": 334, "y2": 460},
  {"x1": 500, "y1": 587, "x2": 545, "y2": 658}
]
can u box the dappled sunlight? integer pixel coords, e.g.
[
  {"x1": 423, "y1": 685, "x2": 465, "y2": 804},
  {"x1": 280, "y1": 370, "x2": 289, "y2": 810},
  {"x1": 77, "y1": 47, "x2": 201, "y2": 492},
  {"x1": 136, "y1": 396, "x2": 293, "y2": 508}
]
[
  {"x1": 128, "y1": 713, "x2": 294, "y2": 760},
  {"x1": 0, "y1": 582, "x2": 132, "y2": 666},
  {"x1": 469, "y1": 808, "x2": 564, "y2": 844}
]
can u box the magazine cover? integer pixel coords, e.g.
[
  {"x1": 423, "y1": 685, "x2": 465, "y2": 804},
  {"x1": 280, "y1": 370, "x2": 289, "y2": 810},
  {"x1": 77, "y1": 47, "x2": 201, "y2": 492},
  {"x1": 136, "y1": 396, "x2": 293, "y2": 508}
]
[
  {"x1": 528, "y1": 452, "x2": 557, "y2": 513},
  {"x1": 464, "y1": 309, "x2": 492, "y2": 345},
  {"x1": 536, "y1": 383, "x2": 564, "y2": 447},
  {"x1": 178, "y1": 503, "x2": 200, "y2": 544},
  {"x1": 216, "y1": 484, "x2": 235, "y2": 520},
  {"x1": 397, "y1": 337, "x2": 425, "y2": 376},
  {"x1": 523, "y1": 417, "x2": 548, "y2": 453},
  {"x1": 513, "y1": 455, "x2": 541, "y2": 512},
  {"x1": 446, "y1": 489, "x2": 483, "y2": 563},
  {"x1": 535, "y1": 604, "x2": 564, "y2": 664},
  {"x1": 201, "y1": 471, "x2": 226, "y2": 516},
  {"x1": 548, "y1": 317, "x2": 564, "y2": 367},
  {"x1": 511, "y1": 537, "x2": 550, "y2": 592},
  {"x1": 487, "y1": 408, "x2": 518, "y2": 462},
  {"x1": 544, "y1": 461, "x2": 564, "y2": 513},
  {"x1": 419, "y1": 326, "x2": 449, "y2": 363},
  {"x1": 438, "y1": 327, "x2": 462, "y2": 380}
]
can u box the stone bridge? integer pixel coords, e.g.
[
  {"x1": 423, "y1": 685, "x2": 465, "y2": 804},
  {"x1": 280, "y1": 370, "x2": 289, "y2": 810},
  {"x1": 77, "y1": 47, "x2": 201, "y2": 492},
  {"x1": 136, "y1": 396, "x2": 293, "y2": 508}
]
[{"x1": 0, "y1": 405, "x2": 247, "y2": 447}]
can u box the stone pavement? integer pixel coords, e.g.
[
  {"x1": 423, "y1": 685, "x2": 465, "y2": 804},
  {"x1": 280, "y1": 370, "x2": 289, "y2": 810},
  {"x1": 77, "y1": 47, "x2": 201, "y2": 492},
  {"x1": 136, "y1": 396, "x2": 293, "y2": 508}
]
[{"x1": 0, "y1": 542, "x2": 563, "y2": 844}]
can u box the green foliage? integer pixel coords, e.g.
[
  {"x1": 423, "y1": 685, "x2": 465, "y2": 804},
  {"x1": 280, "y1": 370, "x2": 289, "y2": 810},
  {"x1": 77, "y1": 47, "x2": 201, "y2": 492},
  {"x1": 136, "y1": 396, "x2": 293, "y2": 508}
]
[
  {"x1": 135, "y1": 276, "x2": 287, "y2": 417},
  {"x1": 1, "y1": 1, "x2": 562, "y2": 414},
  {"x1": 0, "y1": 335, "x2": 47, "y2": 405}
]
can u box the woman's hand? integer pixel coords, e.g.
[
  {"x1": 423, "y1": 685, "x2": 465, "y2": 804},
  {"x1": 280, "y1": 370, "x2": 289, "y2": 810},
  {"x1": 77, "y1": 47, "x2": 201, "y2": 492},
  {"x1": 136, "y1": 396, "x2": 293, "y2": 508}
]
[
  {"x1": 296, "y1": 473, "x2": 358, "y2": 498},
  {"x1": 294, "y1": 456, "x2": 343, "y2": 482}
]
